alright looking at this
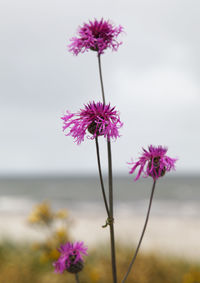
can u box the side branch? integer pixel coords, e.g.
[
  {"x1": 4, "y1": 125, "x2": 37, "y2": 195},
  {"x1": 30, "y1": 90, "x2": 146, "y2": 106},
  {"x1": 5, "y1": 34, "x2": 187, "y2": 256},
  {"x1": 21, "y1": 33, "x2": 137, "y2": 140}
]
[{"x1": 122, "y1": 180, "x2": 157, "y2": 283}]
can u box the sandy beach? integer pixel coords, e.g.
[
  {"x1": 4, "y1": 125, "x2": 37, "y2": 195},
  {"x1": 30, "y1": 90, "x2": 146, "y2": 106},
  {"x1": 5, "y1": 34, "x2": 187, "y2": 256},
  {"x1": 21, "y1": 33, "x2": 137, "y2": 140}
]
[
  {"x1": 0, "y1": 210, "x2": 199, "y2": 261},
  {"x1": 72, "y1": 210, "x2": 200, "y2": 261}
]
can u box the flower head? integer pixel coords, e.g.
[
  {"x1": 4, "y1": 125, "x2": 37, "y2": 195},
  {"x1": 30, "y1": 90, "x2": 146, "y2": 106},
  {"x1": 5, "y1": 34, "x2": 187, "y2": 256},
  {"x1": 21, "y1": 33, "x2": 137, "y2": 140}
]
[
  {"x1": 61, "y1": 101, "x2": 123, "y2": 144},
  {"x1": 69, "y1": 18, "x2": 123, "y2": 55},
  {"x1": 129, "y1": 145, "x2": 177, "y2": 181},
  {"x1": 53, "y1": 241, "x2": 88, "y2": 274}
]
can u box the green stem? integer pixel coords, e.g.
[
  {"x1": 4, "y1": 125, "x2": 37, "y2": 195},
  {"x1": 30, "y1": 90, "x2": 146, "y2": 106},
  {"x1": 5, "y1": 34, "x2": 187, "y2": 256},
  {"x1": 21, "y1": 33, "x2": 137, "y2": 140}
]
[
  {"x1": 75, "y1": 273, "x2": 80, "y2": 283},
  {"x1": 97, "y1": 54, "x2": 118, "y2": 283},
  {"x1": 121, "y1": 180, "x2": 157, "y2": 283},
  {"x1": 97, "y1": 54, "x2": 106, "y2": 104}
]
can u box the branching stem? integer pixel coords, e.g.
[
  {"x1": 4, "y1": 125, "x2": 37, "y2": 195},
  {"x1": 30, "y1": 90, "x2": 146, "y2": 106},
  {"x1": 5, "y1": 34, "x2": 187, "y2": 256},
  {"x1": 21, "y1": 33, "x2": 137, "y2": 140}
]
[
  {"x1": 97, "y1": 54, "x2": 118, "y2": 283},
  {"x1": 122, "y1": 180, "x2": 157, "y2": 283}
]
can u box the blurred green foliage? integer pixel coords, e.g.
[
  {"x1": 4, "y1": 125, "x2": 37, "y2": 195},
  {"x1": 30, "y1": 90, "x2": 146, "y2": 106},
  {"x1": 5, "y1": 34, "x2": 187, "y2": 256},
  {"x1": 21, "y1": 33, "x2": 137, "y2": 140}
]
[
  {"x1": 27, "y1": 201, "x2": 71, "y2": 263},
  {"x1": 0, "y1": 202, "x2": 199, "y2": 282},
  {"x1": 0, "y1": 241, "x2": 199, "y2": 283}
]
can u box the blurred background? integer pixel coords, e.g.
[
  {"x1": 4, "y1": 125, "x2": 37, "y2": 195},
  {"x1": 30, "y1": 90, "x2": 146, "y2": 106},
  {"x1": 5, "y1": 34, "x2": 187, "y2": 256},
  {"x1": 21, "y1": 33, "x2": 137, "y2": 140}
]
[{"x1": 0, "y1": 0, "x2": 200, "y2": 282}]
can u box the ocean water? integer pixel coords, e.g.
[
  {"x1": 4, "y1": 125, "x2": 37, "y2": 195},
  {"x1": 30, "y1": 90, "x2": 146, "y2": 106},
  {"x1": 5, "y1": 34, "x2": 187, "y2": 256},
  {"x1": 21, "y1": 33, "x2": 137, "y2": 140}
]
[
  {"x1": 0, "y1": 174, "x2": 200, "y2": 259},
  {"x1": 0, "y1": 175, "x2": 199, "y2": 218}
]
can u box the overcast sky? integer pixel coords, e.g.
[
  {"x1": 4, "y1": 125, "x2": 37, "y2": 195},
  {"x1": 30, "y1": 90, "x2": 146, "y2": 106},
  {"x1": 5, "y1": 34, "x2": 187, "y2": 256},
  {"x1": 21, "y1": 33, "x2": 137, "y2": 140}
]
[{"x1": 0, "y1": 0, "x2": 200, "y2": 176}]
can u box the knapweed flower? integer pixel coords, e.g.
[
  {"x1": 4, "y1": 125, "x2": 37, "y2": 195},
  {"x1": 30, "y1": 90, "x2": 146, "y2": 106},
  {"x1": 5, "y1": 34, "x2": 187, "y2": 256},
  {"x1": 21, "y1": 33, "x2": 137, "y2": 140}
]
[
  {"x1": 68, "y1": 18, "x2": 123, "y2": 55},
  {"x1": 129, "y1": 145, "x2": 177, "y2": 181},
  {"x1": 53, "y1": 241, "x2": 88, "y2": 274},
  {"x1": 61, "y1": 101, "x2": 123, "y2": 144}
]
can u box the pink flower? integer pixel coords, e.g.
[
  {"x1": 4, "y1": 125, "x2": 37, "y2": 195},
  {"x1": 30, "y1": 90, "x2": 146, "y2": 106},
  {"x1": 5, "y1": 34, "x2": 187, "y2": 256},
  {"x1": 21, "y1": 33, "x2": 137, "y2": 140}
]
[
  {"x1": 53, "y1": 241, "x2": 88, "y2": 274},
  {"x1": 68, "y1": 18, "x2": 123, "y2": 55},
  {"x1": 61, "y1": 101, "x2": 123, "y2": 144},
  {"x1": 129, "y1": 145, "x2": 177, "y2": 181}
]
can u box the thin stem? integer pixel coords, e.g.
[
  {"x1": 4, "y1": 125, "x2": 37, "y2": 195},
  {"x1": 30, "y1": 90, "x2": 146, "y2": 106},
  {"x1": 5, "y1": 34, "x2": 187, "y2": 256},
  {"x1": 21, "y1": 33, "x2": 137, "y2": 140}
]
[
  {"x1": 97, "y1": 54, "x2": 118, "y2": 282},
  {"x1": 97, "y1": 54, "x2": 106, "y2": 104},
  {"x1": 121, "y1": 180, "x2": 157, "y2": 283},
  {"x1": 95, "y1": 137, "x2": 110, "y2": 218},
  {"x1": 107, "y1": 140, "x2": 118, "y2": 283},
  {"x1": 75, "y1": 273, "x2": 80, "y2": 283}
]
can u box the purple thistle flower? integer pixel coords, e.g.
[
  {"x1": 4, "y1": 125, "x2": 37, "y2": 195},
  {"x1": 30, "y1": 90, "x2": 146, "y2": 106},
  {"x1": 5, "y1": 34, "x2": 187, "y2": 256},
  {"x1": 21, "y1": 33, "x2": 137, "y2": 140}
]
[
  {"x1": 68, "y1": 18, "x2": 123, "y2": 55},
  {"x1": 53, "y1": 241, "x2": 88, "y2": 274},
  {"x1": 129, "y1": 145, "x2": 177, "y2": 181},
  {"x1": 61, "y1": 101, "x2": 123, "y2": 145}
]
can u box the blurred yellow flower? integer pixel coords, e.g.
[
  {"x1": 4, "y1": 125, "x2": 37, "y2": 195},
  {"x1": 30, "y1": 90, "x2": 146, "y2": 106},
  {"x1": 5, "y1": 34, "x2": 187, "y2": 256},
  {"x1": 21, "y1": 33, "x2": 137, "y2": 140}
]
[
  {"x1": 55, "y1": 209, "x2": 68, "y2": 219},
  {"x1": 28, "y1": 201, "x2": 71, "y2": 265},
  {"x1": 55, "y1": 227, "x2": 68, "y2": 240},
  {"x1": 28, "y1": 201, "x2": 53, "y2": 226}
]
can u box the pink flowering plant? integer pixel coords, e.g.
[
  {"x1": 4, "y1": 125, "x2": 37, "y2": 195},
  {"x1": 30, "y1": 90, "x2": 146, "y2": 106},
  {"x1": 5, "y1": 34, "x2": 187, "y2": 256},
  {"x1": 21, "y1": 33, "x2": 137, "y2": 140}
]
[
  {"x1": 122, "y1": 146, "x2": 177, "y2": 283},
  {"x1": 69, "y1": 18, "x2": 123, "y2": 55},
  {"x1": 56, "y1": 18, "x2": 177, "y2": 283},
  {"x1": 62, "y1": 101, "x2": 123, "y2": 145},
  {"x1": 53, "y1": 242, "x2": 88, "y2": 274},
  {"x1": 129, "y1": 145, "x2": 177, "y2": 181}
]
